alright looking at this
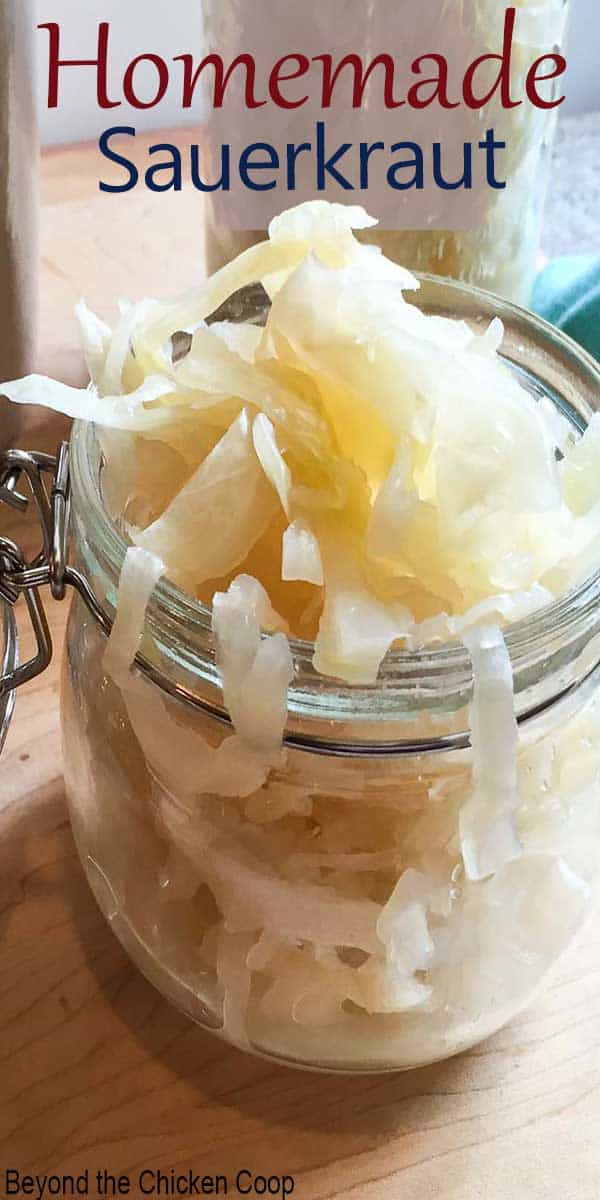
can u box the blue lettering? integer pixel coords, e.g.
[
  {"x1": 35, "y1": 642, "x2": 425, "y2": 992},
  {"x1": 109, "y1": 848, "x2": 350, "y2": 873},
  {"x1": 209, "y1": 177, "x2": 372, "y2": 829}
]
[
  {"x1": 239, "y1": 142, "x2": 279, "y2": 191},
  {"x1": 98, "y1": 126, "x2": 138, "y2": 193}
]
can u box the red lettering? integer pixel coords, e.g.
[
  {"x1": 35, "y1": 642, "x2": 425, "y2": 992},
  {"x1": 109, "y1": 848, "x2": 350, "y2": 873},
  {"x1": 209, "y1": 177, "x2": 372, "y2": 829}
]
[
  {"x1": 525, "y1": 54, "x2": 566, "y2": 108},
  {"x1": 462, "y1": 7, "x2": 520, "y2": 110},
  {"x1": 407, "y1": 54, "x2": 459, "y2": 109},
  {"x1": 175, "y1": 53, "x2": 265, "y2": 109},
  {"x1": 123, "y1": 54, "x2": 169, "y2": 109},
  {"x1": 39, "y1": 14, "x2": 565, "y2": 120},
  {"x1": 268, "y1": 54, "x2": 310, "y2": 109},
  {"x1": 38, "y1": 21, "x2": 119, "y2": 109},
  {"x1": 314, "y1": 53, "x2": 404, "y2": 109}
]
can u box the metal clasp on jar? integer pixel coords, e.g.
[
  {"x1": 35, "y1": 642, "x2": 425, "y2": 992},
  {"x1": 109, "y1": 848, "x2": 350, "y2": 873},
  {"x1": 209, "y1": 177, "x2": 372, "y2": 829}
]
[
  {"x1": 0, "y1": 440, "x2": 108, "y2": 753},
  {"x1": 0, "y1": 445, "x2": 69, "y2": 696}
]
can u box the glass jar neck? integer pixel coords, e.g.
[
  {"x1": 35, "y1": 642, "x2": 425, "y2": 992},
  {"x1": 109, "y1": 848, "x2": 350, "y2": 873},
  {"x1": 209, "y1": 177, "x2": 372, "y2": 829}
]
[{"x1": 69, "y1": 275, "x2": 600, "y2": 752}]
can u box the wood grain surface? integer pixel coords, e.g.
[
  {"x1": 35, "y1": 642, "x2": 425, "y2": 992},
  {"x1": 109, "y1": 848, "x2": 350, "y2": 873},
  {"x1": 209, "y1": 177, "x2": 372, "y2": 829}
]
[{"x1": 0, "y1": 132, "x2": 599, "y2": 1200}]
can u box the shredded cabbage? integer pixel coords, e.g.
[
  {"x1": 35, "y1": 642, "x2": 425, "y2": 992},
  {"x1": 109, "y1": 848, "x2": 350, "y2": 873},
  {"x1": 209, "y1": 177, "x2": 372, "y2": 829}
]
[
  {"x1": 0, "y1": 373, "x2": 181, "y2": 431},
  {"x1": 314, "y1": 538, "x2": 413, "y2": 684},
  {"x1": 282, "y1": 520, "x2": 323, "y2": 586},
  {"x1": 213, "y1": 575, "x2": 293, "y2": 752},
  {"x1": 104, "y1": 546, "x2": 164, "y2": 688},
  {"x1": 252, "y1": 413, "x2": 291, "y2": 515},
  {"x1": 217, "y1": 928, "x2": 255, "y2": 1047},
  {"x1": 158, "y1": 791, "x2": 382, "y2": 955},
  {"x1": 75, "y1": 299, "x2": 112, "y2": 387},
  {"x1": 135, "y1": 409, "x2": 278, "y2": 588},
  {"x1": 459, "y1": 625, "x2": 522, "y2": 881}
]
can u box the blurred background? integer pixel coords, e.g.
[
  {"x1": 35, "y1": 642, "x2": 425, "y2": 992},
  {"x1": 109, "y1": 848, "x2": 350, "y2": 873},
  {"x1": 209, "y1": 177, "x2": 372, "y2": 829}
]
[
  {"x1": 35, "y1": 0, "x2": 600, "y2": 146},
  {"x1": 4, "y1": 0, "x2": 595, "y2": 397}
]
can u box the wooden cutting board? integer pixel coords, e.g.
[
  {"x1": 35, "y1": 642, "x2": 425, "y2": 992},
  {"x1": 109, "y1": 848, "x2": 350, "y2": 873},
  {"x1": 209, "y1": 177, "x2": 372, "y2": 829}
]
[{"x1": 1, "y1": 131, "x2": 598, "y2": 1200}]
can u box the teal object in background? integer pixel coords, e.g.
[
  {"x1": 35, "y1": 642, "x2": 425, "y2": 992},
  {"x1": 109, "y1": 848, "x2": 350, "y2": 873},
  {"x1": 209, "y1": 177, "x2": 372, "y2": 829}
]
[{"x1": 533, "y1": 257, "x2": 600, "y2": 363}]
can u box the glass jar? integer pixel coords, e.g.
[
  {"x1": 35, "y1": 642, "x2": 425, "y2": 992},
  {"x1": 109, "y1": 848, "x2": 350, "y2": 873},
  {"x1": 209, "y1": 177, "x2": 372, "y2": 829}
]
[
  {"x1": 59, "y1": 278, "x2": 600, "y2": 1074},
  {"x1": 202, "y1": 0, "x2": 570, "y2": 306}
]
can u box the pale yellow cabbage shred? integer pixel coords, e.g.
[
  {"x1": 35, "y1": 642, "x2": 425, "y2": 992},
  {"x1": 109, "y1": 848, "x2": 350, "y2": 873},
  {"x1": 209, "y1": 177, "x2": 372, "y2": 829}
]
[{"x1": 8, "y1": 198, "x2": 600, "y2": 1059}]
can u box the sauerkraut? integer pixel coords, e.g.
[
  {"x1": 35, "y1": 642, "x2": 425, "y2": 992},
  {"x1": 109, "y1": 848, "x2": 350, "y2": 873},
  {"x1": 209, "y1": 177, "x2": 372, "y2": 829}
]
[{"x1": 7, "y1": 197, "x2": 600, "y2": 1070}]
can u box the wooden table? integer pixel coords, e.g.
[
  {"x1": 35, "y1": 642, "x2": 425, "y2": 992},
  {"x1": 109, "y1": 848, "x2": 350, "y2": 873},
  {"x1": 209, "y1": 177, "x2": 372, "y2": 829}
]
[{"x1": 1, "y1": 133, "x2": 599, "y2": 1200}]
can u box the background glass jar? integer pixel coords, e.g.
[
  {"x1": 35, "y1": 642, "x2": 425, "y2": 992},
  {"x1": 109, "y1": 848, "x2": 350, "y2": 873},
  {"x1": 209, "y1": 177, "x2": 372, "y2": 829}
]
[
  {"x1": 62, "y1": 279, "x2": 600, "y2": 1073},
  {"x1": 202, "y1": 0, "x2": 570, "y2": 306}
]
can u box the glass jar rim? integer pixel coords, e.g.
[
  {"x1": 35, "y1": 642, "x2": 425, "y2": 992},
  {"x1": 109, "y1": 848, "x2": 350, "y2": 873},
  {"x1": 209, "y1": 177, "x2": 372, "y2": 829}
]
[{"x1": 69, "y1": 273, "x2": 600, "y2": 738}]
